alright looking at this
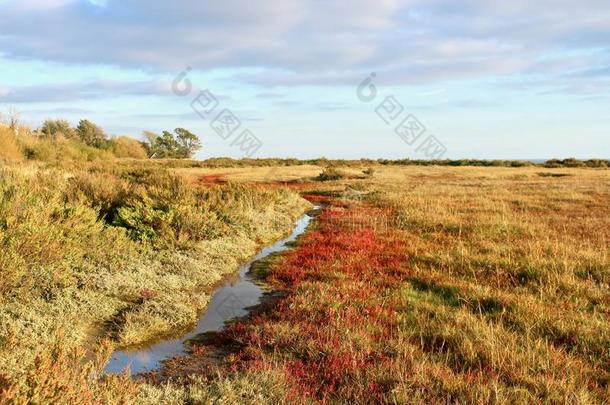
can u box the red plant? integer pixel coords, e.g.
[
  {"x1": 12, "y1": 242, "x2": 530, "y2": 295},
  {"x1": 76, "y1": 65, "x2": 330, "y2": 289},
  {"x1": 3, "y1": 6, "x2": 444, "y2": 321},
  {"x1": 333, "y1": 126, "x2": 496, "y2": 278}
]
[
  {"x1": 161, "y1": 202, "x2": 413, "y2": 402},
  {"x1": 139, "y1": 288, "x2": 156, "y2": 301}
]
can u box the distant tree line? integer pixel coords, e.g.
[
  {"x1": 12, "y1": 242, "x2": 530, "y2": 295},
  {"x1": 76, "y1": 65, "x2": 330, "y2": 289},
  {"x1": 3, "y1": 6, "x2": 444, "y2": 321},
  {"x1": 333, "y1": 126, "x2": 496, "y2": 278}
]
[
  {"x1": 38, "y1": 118, "x2": 201, "y2": 159},
  {"x1": 139, "y1": 157, "x2": 610, "y2": 169}
]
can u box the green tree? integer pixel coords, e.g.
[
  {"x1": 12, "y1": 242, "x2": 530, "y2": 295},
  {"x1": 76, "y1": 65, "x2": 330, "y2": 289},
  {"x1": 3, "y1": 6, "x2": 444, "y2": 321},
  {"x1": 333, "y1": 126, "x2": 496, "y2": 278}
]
[
  {"x1": 76, "y1": 119, "x2": 108, "y2": 148},
  {"x1": 142, "y1": 131, "x2": 158, "y2": 157},
  {"x1": 40, "y1": 119, "x2": 75, "y2": 141},
  {"x1": 174, "y1": 128, "x2": 201, "y2": 158},
  {"x1": 144, "y1": 128, "x2": 201, "y2": 158},
  {"x1": 158, "y1": 131, "x2": 181, "y2": 157}
]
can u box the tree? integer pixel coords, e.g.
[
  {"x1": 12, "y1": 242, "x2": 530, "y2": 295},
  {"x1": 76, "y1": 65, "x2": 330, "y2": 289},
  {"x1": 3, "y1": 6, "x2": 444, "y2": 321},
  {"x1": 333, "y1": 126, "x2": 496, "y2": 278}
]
[
  {"x1": 76, "y1": 119, "x2": 107, "y2": 148},
  {"x1": 158, "y1": 131, "x2": 182, "y2": 157},
  {"x1": 174, "y1": 128, "x2": 202, "y2": 158},
  {"x1": 142, "y1": 131, "x2": 159, "y2": 158},
  {"x1": 40, "y1": 119, "x2": 75, "y2": 141},
  {"x1": 141, "y1": 130, "x2": 177, "y2": 158},
  {"x1": 143, "y1": 128, "x2": 201, "y2": 159}
]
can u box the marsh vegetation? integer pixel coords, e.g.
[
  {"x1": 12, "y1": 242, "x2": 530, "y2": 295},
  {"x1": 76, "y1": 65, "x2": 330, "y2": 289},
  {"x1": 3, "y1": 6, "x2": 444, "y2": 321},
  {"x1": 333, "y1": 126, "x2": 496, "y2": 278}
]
[{"x1": 0, "y1": 124, "x2": 609, "y2": 403}]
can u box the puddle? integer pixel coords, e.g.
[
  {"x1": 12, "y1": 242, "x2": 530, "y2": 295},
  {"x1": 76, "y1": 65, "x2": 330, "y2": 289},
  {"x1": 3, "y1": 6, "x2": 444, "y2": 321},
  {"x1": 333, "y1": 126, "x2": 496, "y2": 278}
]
[{"x1": 105, "y1": 207, "x2": 317, "y2": 375}]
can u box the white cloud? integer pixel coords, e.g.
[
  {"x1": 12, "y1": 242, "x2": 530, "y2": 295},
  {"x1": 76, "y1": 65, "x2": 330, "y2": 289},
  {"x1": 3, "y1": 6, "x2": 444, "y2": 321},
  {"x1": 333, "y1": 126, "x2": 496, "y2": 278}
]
[
  {"x1": 0, "y1": 0, "x2": 609, "y2": 90},
  {"x1": 9, "y1": 0, "x2": 75, "y2": 11},
  {"x1": 0, "y1": 80, "x2": 171, "y2": 103}
]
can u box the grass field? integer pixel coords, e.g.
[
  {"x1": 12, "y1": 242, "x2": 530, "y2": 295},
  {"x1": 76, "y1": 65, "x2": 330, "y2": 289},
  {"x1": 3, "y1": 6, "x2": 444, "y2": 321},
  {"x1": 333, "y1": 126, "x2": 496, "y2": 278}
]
[
  {"x1": 1, "y1": 127, "x2": 609, "y2": 404},
  {"x1": 132, "y1": 165, "x2": 608, "y2": 404},
  {"x1": 0, "y1": 131, "x2": 311, "y2": 402}
]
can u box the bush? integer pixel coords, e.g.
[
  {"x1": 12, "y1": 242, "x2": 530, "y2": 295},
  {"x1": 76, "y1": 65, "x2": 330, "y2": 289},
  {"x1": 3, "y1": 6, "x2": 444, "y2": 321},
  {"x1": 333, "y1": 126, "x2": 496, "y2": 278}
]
[
  {"x1": 18, "y1": 133, "x2": 114, "y2": 164},
  {"x1": 110, "y1": 172, "x2": 230, "y2": 248},
  {"x1": 0, "y1": 336, "x2": 138, "y2": 404},
  {"x1": 40, "y1": 119, "x2": 76, "y2": 141},
  {"x1": 584, "y1": 159, "x2": 609, "y2": 168},
  {"x1": 544, "y1": 158, "x2": 608, "y2": 168},
  {"x1": 76, "y1": 119, "x2": 108, "y2": 148},
  {"x1": 109, "y1": 136, "x2": 148, "y2": 159},
  {"x1": 509, "y1": 160, "x2": 532, "y2": 167},
  {"x1": 66, "y1": 171, "x2": 130, "y2": 221},
  {"x1": 563, "y1": 158, "x2": 586, "y2": 168},
  {"x1": 65, "y1": 169, "x2": 236, "y2": 248},
  {"x1": 316, "y1": 167, "x2": 348, "y2": 181},
  {"x1": 0, "y1": 170, "x2": 88, "y2": 296},
  {"x1": 0, "y1": 126, "x2": 22, "y2": 161}
]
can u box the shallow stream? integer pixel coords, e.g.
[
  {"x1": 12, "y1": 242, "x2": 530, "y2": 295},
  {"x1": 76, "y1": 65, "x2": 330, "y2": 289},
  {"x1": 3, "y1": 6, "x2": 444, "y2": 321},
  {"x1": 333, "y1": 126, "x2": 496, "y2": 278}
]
[{"x1": 104, "y1": 208, "x2": 316, "y2": 375}]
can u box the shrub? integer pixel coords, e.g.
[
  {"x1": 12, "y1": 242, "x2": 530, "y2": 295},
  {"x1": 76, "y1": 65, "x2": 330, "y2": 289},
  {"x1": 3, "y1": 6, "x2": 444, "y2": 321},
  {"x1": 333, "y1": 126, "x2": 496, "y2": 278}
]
[
  {"x1": 0, "y1": 167, "x2": 128, "y2": 298},
  {"x1": 0, "y1": 126, "x2": 22, "y2": 161},
  {"x1": 584, "y1": 159, "x2": 609, "y2": 168},
  {"x1": 544, "y1": 158, "x2": 608, "y2": 168},
  {"x1": 110, "y1": 171, "x2": 230, "y2": 248},
  {"x1": 76, "y1": 119, "x2": 108, "y2": 148},
  {"x1": 509, "y1": 160, "x2": 532, "y2": 167},
  {"x1": 563, "y1": 158, "x2": 586, "y2": 168},
  {"x1": 18, "y1": 133, "x2": 114, "y2": 164},
  {"x1": 40, "y1": 119, "x2": 76, "y2": 141},
  {"x1": 0, "y1": 337, "x2": 138, "y2": 404},
  {"x1": 109, "y1": 136, "x2": 148, "y2": 159},
  {"x1": 316, "y1": 167, "x2": 348, "y2": 181},
  {"x1": 65, "y1": 171, "x2": 130, "y2": 221},
  {"x1": 64, "y1": 169, "x2": 239, "y2": 248}
]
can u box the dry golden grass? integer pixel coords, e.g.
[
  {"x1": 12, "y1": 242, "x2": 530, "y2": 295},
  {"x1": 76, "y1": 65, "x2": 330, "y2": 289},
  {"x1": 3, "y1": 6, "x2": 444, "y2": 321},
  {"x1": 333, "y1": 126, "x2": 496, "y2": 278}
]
[
  {"x1": 163, "y1": 164, "x2": 609, "y2": 403},
  {"x1": 1, "y1": 160, "x2": 608, "y2": 403},
  {"x1": 339, "y1": 166, "x2": 609, "y2": 402},
  {"x1": 0, "y1": 160, "x2": 311, "y2": 404},
  {"x1": 372, "y1": 167, "x2": 609, "y2": 402},
  {"x1": 174, "y1": 164, "x2": 324, "y2": 183},
  {"x1": 0, "y1": 126, "x2": 22, "y2": 161}
]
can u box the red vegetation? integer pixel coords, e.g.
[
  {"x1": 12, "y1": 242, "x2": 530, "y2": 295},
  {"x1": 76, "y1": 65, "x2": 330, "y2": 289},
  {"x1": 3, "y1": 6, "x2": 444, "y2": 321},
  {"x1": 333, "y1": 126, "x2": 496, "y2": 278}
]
[
  {"x1": 301, "y1": 193, "x2": 333, "y2": 203},
  {"x1": 174, "y1": 203, "x2": 414, "y2": 403},
  {"x1": 194, "y1": 173, "x2": 229, "y2": 185}
]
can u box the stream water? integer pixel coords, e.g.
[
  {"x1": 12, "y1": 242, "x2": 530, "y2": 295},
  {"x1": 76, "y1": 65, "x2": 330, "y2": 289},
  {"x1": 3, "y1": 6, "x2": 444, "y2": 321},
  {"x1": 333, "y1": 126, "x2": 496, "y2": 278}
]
[{"x1": 104, "y1": 208, "x2": 317, "y2": 375}]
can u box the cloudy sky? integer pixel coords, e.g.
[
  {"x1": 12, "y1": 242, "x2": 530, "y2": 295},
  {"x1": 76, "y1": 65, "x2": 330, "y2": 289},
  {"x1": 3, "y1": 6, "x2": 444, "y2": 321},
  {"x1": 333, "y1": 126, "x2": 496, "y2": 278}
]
[{"x1": 1, "y1": 0, "x2": 609, "y2": 159}]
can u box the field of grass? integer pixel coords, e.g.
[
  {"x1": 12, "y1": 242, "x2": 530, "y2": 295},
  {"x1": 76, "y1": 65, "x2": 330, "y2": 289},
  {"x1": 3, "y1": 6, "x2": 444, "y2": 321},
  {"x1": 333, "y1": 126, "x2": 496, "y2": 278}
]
[
  {"x1": 0, "y1": 128, "x2": 313, "y2": 403},
  {"x1": 138, "y1": 165, "x2": 609, "y2": 403},
  {"x1": 1, "y1": 124, "x2": 609, "y2": 403}
]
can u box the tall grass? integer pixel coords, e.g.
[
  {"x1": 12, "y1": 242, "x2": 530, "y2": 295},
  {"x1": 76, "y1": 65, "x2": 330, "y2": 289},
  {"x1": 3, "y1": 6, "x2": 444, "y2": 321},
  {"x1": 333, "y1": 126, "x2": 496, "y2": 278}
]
[
  {"x1": 149, "y1": 166, "x2": 609, "y2": 403},
  {"x1": 2, "y1": 143, "x2": 608, "y2": 403},
  {"x1": 0, "y1": 124, "x2": 147, "y2": 165},
  {"x1": 0, "y1": 335, "x2": 139, "y2": 404},
  {"x1": 0, "y1": 158, "x2": 310, "y2": 402},
  {"x1": 0, "y1": 126, "x2": 22, "y2": 161}
]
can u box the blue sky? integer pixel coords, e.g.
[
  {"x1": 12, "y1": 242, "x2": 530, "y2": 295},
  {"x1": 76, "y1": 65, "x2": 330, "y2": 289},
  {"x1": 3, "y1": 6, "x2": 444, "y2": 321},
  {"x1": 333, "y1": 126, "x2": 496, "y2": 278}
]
[{"x1": 0, "y1": 0, "x2": 609, "y2": 159}]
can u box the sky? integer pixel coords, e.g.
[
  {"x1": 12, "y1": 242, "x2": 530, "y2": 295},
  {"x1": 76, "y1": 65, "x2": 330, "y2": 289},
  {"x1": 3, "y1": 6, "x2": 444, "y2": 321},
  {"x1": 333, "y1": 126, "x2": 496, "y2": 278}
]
[{"x1": 0, "y1": 0, "x2": 609, "y2": 160}]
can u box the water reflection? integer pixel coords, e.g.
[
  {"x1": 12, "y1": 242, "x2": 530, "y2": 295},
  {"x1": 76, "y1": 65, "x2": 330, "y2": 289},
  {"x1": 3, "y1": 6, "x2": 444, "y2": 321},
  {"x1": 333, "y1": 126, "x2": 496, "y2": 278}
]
[{"x1": 105, "y1": 210, "x2": 315, "y2": 375}]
